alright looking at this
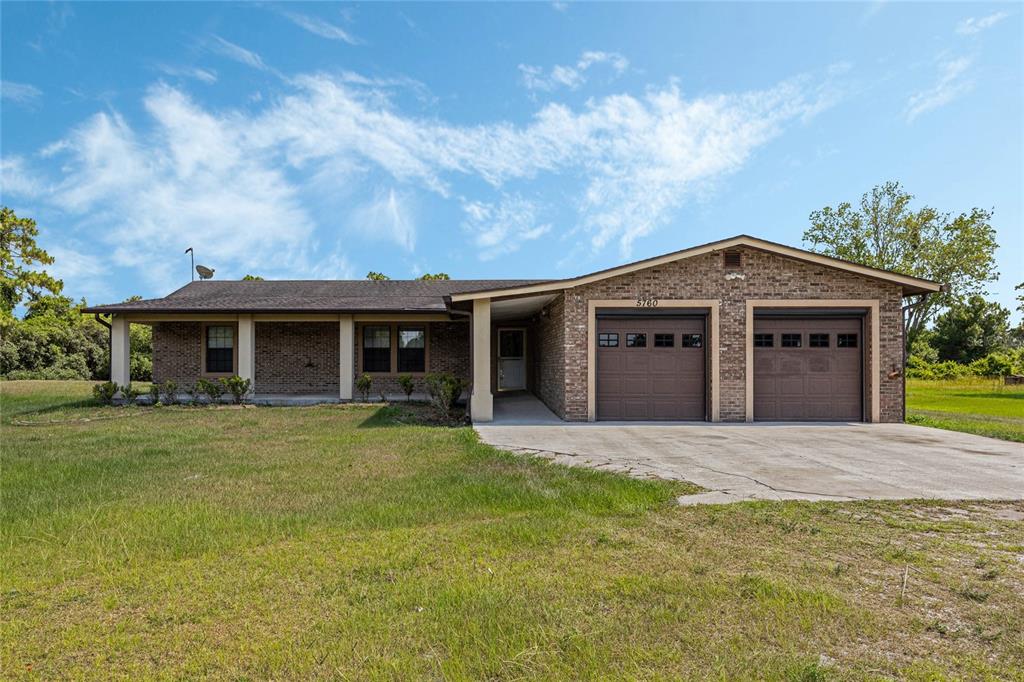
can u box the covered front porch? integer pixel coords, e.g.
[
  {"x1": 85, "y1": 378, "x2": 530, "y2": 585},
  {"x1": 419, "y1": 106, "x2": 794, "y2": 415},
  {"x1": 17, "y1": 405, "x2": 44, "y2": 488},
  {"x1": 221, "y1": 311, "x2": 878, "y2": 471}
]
[
  {"x1": 464, "y1": 292, "x2": 562, "y2": 423},
  {"x1": 108, "y1": 312, "x2": 470, "y2": 402}
]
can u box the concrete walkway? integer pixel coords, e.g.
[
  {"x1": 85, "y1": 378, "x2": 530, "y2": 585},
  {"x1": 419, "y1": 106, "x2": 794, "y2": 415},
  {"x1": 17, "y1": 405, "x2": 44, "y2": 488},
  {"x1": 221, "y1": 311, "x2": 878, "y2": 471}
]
[{"x1": 476, "y1": 397, "x2": 1024, "y2": 504}]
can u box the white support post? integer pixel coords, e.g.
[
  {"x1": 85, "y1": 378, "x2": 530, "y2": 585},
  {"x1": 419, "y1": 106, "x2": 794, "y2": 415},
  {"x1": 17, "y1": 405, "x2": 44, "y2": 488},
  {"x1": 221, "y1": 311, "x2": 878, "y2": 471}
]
[
  {"x1": 238, "y1": 314, "x2": 255, "y2": 394},
  {"x1": 471, "y1": 299, "x2": 493, "y2": 422},
  {"x1": 110, "y1": 315, "x2": 131, "y2": 390},
  {"x1": 339, "y1": 315, "x2": 354, "y2": 400}
]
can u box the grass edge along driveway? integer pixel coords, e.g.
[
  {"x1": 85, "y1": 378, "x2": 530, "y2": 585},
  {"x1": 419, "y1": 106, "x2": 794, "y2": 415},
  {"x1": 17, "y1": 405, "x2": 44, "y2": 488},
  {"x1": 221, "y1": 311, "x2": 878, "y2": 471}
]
[{"x1": 2, "y1": 380, "x2": 1023, "y2": 680}]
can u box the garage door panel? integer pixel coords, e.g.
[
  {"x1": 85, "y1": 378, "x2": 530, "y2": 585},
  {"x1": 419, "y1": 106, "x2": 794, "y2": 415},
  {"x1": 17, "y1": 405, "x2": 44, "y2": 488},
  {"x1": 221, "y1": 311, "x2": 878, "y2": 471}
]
[
  {"x1": 624, "y1": 354, "x2": 650, "y2": 371},
  {"x1": 754, "y1": 317, "x2": 863, "y2": 422},
  {"x1": 623, "y1": 376, "x2": 649, "y2": 395},
  {"x1": 601, "y1": 354, "x2": 625, "y2": 372},
  {"x1": 596, "y1": 316, "x2": 706, "y2": 421},
  {"x1": 651, "y1": 354, "x2": 678, "y2": 372}
]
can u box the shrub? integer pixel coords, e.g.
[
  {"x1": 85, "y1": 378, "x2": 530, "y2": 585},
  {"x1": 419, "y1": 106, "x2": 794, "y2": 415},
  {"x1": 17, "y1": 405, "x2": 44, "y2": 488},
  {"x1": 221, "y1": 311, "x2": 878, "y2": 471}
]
[
  {"x1": 196, "y1": 378, "x2": 225, "y2": 404},
  {"x1": 120, "y1": 384, "x2": 142, "y2": 405},
  {"x1": 149, "y1": 383, "x2": 161, "y2": 404},
  {"x1": 355, "y1": 373, "x2": 372, "y2": 401},
  {"x1": 93, "y1": 381, "x2": 118, "y2": 405},
  {"x1": 424, "y1": 372, "x2": 467, "y2": 418},
  {"x1": 219, "y1": 375, "x2": 252, "y2": 404},
  {"x1": 397, "y1": 374, "x2": 415, "y2": 401},
  {"x1": 159, "y1": 380, "x2": 178, "y2": 405},
  {"x1": 185, "y1": 385, "x2": 202, "y2": 405}
]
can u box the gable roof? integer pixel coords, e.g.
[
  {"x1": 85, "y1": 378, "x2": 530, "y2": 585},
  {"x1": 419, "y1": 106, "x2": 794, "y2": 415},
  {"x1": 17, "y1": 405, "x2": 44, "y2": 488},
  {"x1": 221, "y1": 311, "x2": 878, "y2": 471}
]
[
  {"x1": 449, "y1": 235, "x2": 943, "y2": 301},
  {"x1": 81, "y1": 279, "x2": 549, "y2": 315}
]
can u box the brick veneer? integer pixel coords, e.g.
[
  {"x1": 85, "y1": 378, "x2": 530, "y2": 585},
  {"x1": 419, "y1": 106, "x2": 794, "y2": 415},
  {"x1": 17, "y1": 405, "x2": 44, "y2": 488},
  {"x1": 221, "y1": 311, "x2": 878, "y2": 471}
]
[
  {"x1": 559, "y1": 247, "x2": 905, "y2": 422},
  {"x1": 152, "y1": 322, "x2": 202, "y2": 388},
  {"x1": 351, "y1": 321, "x2": 470, "y2": 397},
  {"x1": 533, "y1": 294, "x2": 566, "y2": 417},
  {"x1": 256, "y1": 322, "x2": 340, "y2": 394}
]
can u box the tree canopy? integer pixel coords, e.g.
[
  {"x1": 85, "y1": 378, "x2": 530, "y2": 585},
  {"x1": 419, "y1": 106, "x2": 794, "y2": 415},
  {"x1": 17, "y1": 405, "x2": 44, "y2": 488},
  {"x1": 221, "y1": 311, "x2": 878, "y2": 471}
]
[
  {"x1": 804, "y1": 182, "x2": 999, "y2": 341},
  {"x1": 365, "y1": 271, "x2": 390, "y2": 281},
  {"x1": 241, "y1": 274, "x2": 264, "y2": 281},
  {"x1": 931, "y1": 295, "x2": 1010, "y2": 364},
  {"x1": 418, "y1": 273, "x2": 450, "y2": 280},
  {"x1": 1, "y1": 207, "x2": 63, "y2": 316}
]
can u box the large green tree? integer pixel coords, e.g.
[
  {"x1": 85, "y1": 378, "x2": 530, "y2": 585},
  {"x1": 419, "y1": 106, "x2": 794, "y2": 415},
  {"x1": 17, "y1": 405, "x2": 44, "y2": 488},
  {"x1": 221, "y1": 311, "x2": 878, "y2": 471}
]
[
  {"x1": 804, "y1": 182, "x2": 999, "y2": 342},
  {"x1": 1, "y1": 207, "x2": 63, "y2": 316},
  {"x1": 418, "y1": 273, "x2": 450, "y2": 280},
  {"x1": 931, "y1": 295, "x2": 1010, "y2": 363}
]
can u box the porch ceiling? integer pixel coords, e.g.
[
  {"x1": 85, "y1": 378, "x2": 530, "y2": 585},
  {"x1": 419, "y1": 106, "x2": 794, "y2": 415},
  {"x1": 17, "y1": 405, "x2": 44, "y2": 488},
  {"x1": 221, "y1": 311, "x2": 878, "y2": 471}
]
[{"x1": 490, "y1": 294, "x2": 557, "y2": 321}]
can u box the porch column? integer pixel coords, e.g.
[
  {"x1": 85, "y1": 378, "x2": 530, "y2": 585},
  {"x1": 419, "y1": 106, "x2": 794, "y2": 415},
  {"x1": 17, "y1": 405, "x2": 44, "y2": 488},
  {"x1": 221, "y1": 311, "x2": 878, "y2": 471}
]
[
  {"x1": 339, "y1": 314, "x2": 354, "y2": 400},
  {"x1": 110, "y1": 315, "x2": 130, "y2": 388},
  {"x1": 471, "y1": 298, "x2": 493, "y2": 422},
  {"x1": 238, "y1": 314, "x2": 255, "y2": 393}
]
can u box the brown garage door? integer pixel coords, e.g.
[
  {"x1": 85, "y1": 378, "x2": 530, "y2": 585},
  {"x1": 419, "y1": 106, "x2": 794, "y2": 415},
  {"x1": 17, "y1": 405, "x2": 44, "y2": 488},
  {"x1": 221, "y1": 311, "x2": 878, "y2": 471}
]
[
  {"x1": 753, "y1": 317, "x2": 863, "y2": 421},
  {"x1": 596, "y1": 316, "x2": 706, "y2": 420}
]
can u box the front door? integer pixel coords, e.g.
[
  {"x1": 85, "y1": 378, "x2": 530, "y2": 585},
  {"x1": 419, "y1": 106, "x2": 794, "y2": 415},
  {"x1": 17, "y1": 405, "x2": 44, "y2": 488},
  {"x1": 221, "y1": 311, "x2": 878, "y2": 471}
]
[{"x1": 498, "y1": 329, "x2": 526, "y2": 391}]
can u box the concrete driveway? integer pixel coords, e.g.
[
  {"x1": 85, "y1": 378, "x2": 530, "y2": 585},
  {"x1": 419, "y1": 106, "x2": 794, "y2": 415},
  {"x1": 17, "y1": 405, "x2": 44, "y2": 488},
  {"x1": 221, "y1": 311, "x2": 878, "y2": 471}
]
[{"x1": 475, "y1": 418, "x2": 1024, "y2": 505}]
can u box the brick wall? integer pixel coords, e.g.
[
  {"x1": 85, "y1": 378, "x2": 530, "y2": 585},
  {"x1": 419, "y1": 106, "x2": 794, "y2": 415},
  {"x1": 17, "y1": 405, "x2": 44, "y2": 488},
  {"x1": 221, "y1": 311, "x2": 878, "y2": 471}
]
[
  {"x1": 561, "y1": 247, "x2": 905, "y2": 422},
  {"x1": 351, "y1": 321, "x2": 470, "y2": 398},
  {"x1": 256, "y1": 322, "x2": 340, "y2": 394},
  {"x1": 152, "y1": 322, "x2": 202, "y2": 388},
  {"x1": 533, "y1": 294, "x2": 566, "y2": 418}
]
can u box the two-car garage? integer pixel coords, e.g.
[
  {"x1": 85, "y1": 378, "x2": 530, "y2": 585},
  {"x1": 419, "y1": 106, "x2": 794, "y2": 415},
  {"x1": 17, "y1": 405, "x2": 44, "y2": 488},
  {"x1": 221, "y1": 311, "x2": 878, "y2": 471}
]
[{"x1": 594, "y1": 310, "x2": 866, "y2": 422}]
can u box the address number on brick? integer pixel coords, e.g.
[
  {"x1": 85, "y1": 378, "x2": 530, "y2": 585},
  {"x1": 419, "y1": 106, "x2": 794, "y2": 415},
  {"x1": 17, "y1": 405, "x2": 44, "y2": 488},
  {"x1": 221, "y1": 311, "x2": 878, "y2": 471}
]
[{"x1": 635, "y1": 298, "x2": 659, "y2": 307}]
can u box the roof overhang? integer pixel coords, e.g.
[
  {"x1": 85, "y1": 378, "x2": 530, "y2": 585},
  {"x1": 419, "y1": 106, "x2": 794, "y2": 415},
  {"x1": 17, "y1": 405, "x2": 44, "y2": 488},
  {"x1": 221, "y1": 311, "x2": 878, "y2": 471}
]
[{"x1": 450, "y1": 235, "x2": 943, "y2": 301}]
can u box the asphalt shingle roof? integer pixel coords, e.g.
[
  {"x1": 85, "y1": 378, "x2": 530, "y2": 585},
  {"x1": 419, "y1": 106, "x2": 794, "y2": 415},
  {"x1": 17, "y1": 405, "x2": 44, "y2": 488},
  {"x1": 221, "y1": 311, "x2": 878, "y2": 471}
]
[{"x1": 81, "y1": 279, "x2": 551, "y2": 314}]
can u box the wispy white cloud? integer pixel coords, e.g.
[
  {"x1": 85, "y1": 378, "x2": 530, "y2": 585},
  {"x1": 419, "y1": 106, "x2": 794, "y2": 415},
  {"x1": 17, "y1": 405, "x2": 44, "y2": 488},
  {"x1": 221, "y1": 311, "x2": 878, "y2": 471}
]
[
  {"x1": 461, "y1": 196, "x2": 551, "y2": 261},
  {"x1": 1, "y1": 156, "x2": 46, "y2": 198},
  {"x1": 8, "y1": 63, "x2": 841, "y2": 296},
  {"x1": 905, "y1": 56, "x2": 974, "y2": 122},
  {"x1": 156, "y1": 64, "x2": 218, "y2": 84},
  {"x1": 349, "y1": 188, "x2": 416, "y2": 251},
  {"x1": 282, "y1": 10, "x2": 360, "y2": 44},
  {"x1": 519, "y1": 51, "x2": 629, "y2": 91},
  {"x1": 552, "y1": 1, "x2": 569, "y2": 12},
  {"x1": 956, "y1": 11, "x2": 1010, "y2": 35},
  {"x1": 2, "y1": 81, "x2": 43, "y2": 105},
  {"x1": 208, "y1": 35, "x2": 267, "y2": 71},
  {"x1": 31, "y1": 85, "x2": 317, "y2": 291}
]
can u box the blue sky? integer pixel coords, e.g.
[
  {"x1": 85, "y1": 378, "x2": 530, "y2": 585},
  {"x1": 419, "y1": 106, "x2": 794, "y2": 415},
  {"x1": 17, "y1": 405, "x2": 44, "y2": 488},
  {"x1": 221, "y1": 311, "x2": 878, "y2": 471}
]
[{"x1": 2, "y1": 2, "x2": 1021, "y2": 319}]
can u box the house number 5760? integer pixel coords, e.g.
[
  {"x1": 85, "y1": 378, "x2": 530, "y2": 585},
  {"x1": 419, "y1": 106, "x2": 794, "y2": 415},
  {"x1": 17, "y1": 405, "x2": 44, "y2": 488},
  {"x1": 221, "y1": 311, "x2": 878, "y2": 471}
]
[{"x1": 636, "y1": 297, "x2": 659, "y2": 307}]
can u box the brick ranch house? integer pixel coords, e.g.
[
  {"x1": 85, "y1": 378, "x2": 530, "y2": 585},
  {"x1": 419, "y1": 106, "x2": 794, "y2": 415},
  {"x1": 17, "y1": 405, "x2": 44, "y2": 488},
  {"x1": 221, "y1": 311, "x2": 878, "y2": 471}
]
[{"x1": 83, "y1": 235, "x2": 942, "y2": 423}]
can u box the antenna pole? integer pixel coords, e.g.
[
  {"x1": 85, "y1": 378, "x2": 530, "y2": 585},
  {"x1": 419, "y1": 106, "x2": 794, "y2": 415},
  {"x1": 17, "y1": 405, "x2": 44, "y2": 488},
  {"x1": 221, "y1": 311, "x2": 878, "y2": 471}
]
[{"x1": 186, "y1": 247, "x2": 194, "y2": 282}]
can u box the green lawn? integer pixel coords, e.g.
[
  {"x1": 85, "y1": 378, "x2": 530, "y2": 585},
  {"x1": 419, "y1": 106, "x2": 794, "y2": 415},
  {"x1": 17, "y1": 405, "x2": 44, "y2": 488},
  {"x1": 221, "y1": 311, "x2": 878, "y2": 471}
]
[
  {"x1": 907, "y1": 377, "x2": 1024, "y2": 442},
  {"x1": 2, "y1": 381, "x2": 1023, "y2": 680}
]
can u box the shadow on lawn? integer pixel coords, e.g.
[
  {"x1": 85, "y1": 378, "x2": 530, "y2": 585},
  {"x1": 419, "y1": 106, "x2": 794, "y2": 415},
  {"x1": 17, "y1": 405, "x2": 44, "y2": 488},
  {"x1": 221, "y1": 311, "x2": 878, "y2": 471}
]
[
  {"x1": 3, "y1": 398, "x2": 101, "y2": 420},
  {"x1": 356, "y1": 403, "x2": 470, "y2": 429}
]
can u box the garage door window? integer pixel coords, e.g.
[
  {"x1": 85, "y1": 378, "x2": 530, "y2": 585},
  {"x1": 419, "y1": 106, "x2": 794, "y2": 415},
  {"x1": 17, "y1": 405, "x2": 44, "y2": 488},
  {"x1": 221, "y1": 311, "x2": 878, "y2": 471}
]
[
  {"x1": 598, "y1": 332, "x2": 618, "y2": 347},
  {"x1": 754, "y1": 333, "x2": 773, "y2": 347},
  {"x1": 837, "y1": 333, "x2": 858, "y2": 348},
  {"x1": 680, "y1": 333, "x2": 703, "y2": 348},
  {"x1": 781, "y1": 333, "x2": 802, "y2": 348},
  {"x1": 654, "y1": 333, "x2": 674, "y2": 347},
  {"x1": 809, "y1": 333, "x2": 829, "y2": 348},
  {"x1": 626, "y1": 333, "x2": 646, "y2": 348}
]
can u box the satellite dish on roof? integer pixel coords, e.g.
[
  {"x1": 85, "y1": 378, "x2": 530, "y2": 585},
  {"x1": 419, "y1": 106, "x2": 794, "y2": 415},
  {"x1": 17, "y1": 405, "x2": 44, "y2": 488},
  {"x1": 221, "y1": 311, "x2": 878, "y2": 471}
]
[{"x1": 196, "y1": 265, "x2": 215, "y2": 280}]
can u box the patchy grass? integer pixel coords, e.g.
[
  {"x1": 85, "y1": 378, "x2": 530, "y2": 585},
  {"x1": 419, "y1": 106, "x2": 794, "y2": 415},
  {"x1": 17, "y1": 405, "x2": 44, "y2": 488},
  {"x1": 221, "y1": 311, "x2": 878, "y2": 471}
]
[
  {"x1": 2, "y1": 380, "x2": 1023, "y2": 679},
  {"x1": 907, "y1": 377, "x2": 1024, "y2": 442}
]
